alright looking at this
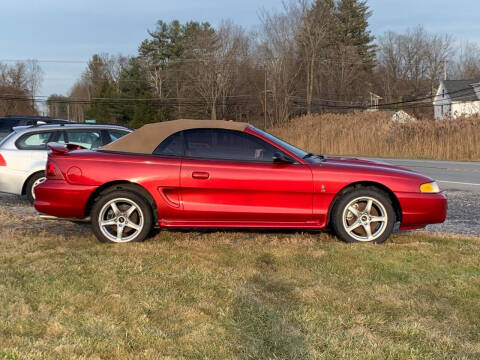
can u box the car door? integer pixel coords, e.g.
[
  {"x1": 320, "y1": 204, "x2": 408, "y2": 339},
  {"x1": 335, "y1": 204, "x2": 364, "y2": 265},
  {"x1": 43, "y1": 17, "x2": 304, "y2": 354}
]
[{"x1": 179, "y1": 128, "x2": 314, "y2": 224}]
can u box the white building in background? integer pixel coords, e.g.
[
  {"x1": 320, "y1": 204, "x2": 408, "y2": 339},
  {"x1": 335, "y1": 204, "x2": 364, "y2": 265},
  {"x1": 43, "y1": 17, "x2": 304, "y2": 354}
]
[
  {"x1": 433, "y1": 79, "x2": 480, "y2": 120},
  {"x1": 367, "y1": 92, "x2": 382, "y2": 112}
]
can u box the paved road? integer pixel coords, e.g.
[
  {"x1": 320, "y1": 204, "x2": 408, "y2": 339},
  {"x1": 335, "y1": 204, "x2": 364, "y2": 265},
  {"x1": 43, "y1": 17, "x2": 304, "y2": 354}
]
[
  {"x1": 368, "y1": 158, "x2": 480, "y2": 236},
  {"x1": 369, "y1": 158, "x2": 480, "y2": 192}
]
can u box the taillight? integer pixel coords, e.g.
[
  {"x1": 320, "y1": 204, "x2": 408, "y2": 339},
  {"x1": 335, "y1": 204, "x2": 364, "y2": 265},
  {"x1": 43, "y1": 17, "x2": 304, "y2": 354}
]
[
  {"x1": 46, "y1": 160, "x2": 63, "y2": 179},
  {"x1": 0, "y1": 154, "x2": 6, "y2": 166},
  {"x1": 46, "y1": 160, "x2": 56, "y2": 177}
]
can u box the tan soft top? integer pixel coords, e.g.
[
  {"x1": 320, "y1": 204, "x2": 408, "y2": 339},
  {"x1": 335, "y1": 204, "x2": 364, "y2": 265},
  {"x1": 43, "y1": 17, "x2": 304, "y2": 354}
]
[{"x1": 101, "y1": 119, "x2": 249, "y2": 154}]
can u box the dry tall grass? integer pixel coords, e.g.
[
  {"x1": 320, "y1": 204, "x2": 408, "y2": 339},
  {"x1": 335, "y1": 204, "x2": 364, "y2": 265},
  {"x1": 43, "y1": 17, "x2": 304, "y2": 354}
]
[{"x1": 269, "y1": 112, "x2": 480, "y2": 161}]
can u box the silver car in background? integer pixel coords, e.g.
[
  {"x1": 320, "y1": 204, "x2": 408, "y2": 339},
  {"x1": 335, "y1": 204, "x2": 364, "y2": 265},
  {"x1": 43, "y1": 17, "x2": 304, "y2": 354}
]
[
  {"x1": 0, "y1": 115, "x2": 73, "y2": 141},
  {"x1": 0, "y1": 124, "x2": 131, "y2": 202}
]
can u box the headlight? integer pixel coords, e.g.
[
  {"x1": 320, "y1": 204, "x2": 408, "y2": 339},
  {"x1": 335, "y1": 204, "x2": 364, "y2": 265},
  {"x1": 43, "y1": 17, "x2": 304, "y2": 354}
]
[{"x1": 420, "y1": 181, "x2": 440, "y2": 193}]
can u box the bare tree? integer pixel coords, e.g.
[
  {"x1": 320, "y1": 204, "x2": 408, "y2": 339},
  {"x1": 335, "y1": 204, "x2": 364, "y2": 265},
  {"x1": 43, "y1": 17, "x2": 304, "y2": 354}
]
[
  {"x1": 452, "y1": 41, "x2": 480, "y2": 79},
  {"x1": 0, "y1": 61, "x2": 42, "y2": 116},
  {"x1": 216, "y1": 20, "x2": 250, "y2": 119},
  {"x1": 376, "y1": 26, "x2": 454, "y2": 102},
  {"x1": 6, "y1": 62, "x2": 29, "y2": 90},
  {"x1": 0, "y1": 63, "x2": 9, "y2": 86},
  {"x1": 24, "y1": 60, "x2": 44, "y2": 99},
  {"x1": 322, "y1": 45, "x2": 365, "y2": 102},
  {"x1": 68, "y1": 80, "x2": 90, "y2": 122},
  {"x1": 183, "y1": 20, "x2": 248, "y2": 120},
  {"x1": 47, "y1": 94, "x2": 70, "y2": 119},
  {"x1": 140, "y1": 56, "x2": 167, "y2": 98},
  {"x1": 424, "y1": 33, "x2": 454, "y2": 93},
  {"x1": 296, "y1": 0, "x2": 335, "y2": 113},
  {"x1": 0, "y1": 86, "x2": 35, "y2": 117},
  {"x1": 81, "y1": 53, "x2": 126, "y2": 99},
  {"x1": 257, "y1": 5, "x2": 302, "y2": 125}
]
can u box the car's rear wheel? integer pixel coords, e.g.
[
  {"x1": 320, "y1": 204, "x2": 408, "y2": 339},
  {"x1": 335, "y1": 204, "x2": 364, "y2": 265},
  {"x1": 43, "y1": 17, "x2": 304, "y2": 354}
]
[
  {"x1": 91, "y1": 190, "x2": 153, "y2": 243},
  {"x1": 26, "y1": 172, "x2": 46, "y2": 204},
  {"x1": 331, "y1": 187, "x2": 396, "y2": 244}
]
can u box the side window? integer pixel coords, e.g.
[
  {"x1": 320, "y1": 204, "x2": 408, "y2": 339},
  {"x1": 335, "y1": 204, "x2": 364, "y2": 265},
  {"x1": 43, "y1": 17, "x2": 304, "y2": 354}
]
[
  {"x1": 108, "y1": 130, "x2": 129, "y2": 142},
  {"x1": 153, "y1": 132, "x2": 183, "y2": 157},
  {"x1": 64, "y1": 130, "x2": 103, "y2": 149},
  {"x1": 16, "y1": 131, "x2": 55, "y2": 150},
  {"x1": 183, "y1": 129, "x2": 281, "y2": 162}
]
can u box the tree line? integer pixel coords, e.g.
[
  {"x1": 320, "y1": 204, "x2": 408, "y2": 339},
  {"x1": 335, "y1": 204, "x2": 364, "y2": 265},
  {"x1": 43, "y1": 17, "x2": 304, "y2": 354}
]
[
  {"x1": 0, "y1": 60, "x2": 43, "y2": 117},
  {"x1": 4, "y1": 0, "x2": 480, "y2": 125}
]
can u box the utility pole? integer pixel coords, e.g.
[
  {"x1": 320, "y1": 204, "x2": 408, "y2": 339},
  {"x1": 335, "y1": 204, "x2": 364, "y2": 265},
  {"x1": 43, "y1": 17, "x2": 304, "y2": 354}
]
[
  {"x1": 444, "y1": 60, "x2": 448, "y2": 81},
  {"x1": 264, "y1": 66, "x2": 267, "y2": 129}
]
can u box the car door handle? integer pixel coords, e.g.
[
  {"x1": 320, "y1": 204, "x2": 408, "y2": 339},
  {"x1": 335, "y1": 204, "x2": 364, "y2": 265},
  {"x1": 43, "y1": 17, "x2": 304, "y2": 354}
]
[{"x1": 192, "y1": 171, "x2": 209, "y2": 180}]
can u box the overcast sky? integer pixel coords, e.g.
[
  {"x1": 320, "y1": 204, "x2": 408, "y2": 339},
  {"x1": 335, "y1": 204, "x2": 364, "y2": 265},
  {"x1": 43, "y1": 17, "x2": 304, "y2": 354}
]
[{"x1": 1, "y1": 0, "x2": 479, "y2": 97}]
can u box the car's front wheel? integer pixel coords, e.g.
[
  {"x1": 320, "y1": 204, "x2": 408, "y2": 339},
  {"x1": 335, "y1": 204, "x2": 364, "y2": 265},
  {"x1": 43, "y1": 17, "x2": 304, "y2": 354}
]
[
  {"x1": 331, "y1": 187, "x2": 396, "y2": 244},
  {"x1": 91, "y1": 190, "x2": 153, "y2": 243}
]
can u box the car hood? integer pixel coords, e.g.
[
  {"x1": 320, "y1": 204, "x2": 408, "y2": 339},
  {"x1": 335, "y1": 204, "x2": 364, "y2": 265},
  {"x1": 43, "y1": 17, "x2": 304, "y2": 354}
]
[
  {"x1": 319, "y1": 156, "x2": 433, "y2": 182},
  {"x1": 325, "y1": 156, "x2": 406, "y2": 169}
]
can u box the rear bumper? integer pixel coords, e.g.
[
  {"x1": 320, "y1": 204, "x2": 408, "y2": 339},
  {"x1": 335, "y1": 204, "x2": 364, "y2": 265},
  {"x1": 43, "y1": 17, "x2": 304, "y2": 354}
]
[
  {"x1": 398, "y1": 192, "x2": 447, "y2": 230},
  {"x1": 34, "y1": 180, "x2": 97, "y2": 219},
  {"x1": 0, "y1": 167, "x2": 27, "y2": 195}
]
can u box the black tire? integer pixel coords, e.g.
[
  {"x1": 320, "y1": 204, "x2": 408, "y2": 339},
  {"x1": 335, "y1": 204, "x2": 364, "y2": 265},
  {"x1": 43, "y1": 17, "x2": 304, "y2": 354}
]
[
  {"x1": 331, "y1": 187, "x2": 396, "y2": 244},
  {"x1": 26, "y1": 171, "x2": 46, "y2": 204},
  {"x1": 91, "y1": 190, "x2": 153, "y2": 243}
]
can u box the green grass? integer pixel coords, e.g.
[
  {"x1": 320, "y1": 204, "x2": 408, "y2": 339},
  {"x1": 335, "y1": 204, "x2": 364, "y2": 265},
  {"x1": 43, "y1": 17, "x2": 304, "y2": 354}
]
[{"x1": 1, "y1": 229, "x2": 479, "y2": 359}]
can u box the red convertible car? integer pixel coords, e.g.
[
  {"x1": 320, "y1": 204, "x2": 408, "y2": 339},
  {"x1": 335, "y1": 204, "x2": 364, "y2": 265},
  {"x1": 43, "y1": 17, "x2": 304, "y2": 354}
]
[{"x1": 34, "y1": 120, "x2": 447, "y2": 244}]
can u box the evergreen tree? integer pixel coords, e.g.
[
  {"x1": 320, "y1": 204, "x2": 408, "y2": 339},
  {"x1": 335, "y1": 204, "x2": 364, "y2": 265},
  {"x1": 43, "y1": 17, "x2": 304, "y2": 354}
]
[
  {"x1": 85, "y1": 80, "x2": 118, "y2": 123},
  {"x1": 138, "y1": 20, "x2": 187, "y2": 64},
  {"x1": 335, "y1": 0, "x2": 376, "y2": 69},
  {"x1": 84, "y1": 55, "x2": 119, "y2": 123},
  {"x1": 137, "y1": 20, "x2": 215, "y2": 119},
  {"x1": 117, "y1": 57, "x2": 172, "y2": 128}
]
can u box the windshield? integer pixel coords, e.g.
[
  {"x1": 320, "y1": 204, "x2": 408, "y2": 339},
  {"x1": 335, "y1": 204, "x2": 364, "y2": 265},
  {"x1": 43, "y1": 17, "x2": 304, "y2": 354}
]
[{"x1": 251, "y1": 127, "x2": 309, "y2": 159}]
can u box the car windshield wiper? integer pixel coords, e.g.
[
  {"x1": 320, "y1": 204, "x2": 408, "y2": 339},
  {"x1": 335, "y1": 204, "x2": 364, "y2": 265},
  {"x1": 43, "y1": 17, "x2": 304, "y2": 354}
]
[{"x1": 303, "y1": 153, "x2": 326, "y2": 161}]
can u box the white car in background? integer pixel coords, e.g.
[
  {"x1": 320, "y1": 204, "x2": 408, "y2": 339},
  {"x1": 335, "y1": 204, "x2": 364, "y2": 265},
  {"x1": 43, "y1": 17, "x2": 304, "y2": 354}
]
[{"x1": 0, "y1": 124, "x2": 131, "y2": 202}]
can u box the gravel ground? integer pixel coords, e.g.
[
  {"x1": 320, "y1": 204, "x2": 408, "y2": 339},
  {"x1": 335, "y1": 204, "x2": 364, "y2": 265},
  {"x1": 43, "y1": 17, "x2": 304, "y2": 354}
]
[
  {"x1": 426, "y1": 189, "x2": 480, "y2": 237},
  {"x1": 0, "y1": 190, "x2": 478, "y2": 238},
  {"x1": 0, "y1": 193, "x2": 90, "y2": 237}
]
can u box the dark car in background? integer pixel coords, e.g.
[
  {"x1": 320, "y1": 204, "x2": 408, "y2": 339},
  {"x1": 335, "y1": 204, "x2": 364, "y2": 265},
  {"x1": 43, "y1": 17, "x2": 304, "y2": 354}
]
[{"x1": 0, "y1": 115, "x2": 73, "y2": 140}]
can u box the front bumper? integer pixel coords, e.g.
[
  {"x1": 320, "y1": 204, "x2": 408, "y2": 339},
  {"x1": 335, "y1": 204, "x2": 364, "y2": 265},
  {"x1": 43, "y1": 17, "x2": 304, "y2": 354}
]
[
  {"x1": 398, "y1": 192, "x2": 447, "y2": 230},
  {"x1": 34, "y1": 180, "x2": 97, "y2": 219}
]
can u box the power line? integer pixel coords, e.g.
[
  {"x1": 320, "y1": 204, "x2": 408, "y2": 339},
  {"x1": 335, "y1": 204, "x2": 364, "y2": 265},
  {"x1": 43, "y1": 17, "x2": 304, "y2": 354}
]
[
  {"x1": 0, "y1": 59, "x2": 89, "y2": 64},
  {"x1": 0, "y1": 87, "x2": 472, "y2": 112},
  {"x1": 0, "y1": 82, "x2": 476, "y2": 112},
  {"x1": 0, "y1": 55, "x2": 370, "y2": 66}
]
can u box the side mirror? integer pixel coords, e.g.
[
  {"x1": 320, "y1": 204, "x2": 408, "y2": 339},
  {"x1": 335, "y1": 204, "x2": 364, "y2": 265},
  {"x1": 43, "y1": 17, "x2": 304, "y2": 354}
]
[{"x1": 273, "y1": 152, "x2": 294, "y2": 164}]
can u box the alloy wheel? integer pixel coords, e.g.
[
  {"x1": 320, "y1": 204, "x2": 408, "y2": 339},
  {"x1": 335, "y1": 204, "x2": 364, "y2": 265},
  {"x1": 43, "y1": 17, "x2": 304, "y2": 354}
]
[
  {"x1": 98, "y1": 197, "x2": 144, "y2": 243},
  {"x1": 342, "y1": 196, "x2": 388, "y2": 242},
  {"x1": 31, "y1": 176, "x2": 46, "y2": 200}
]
